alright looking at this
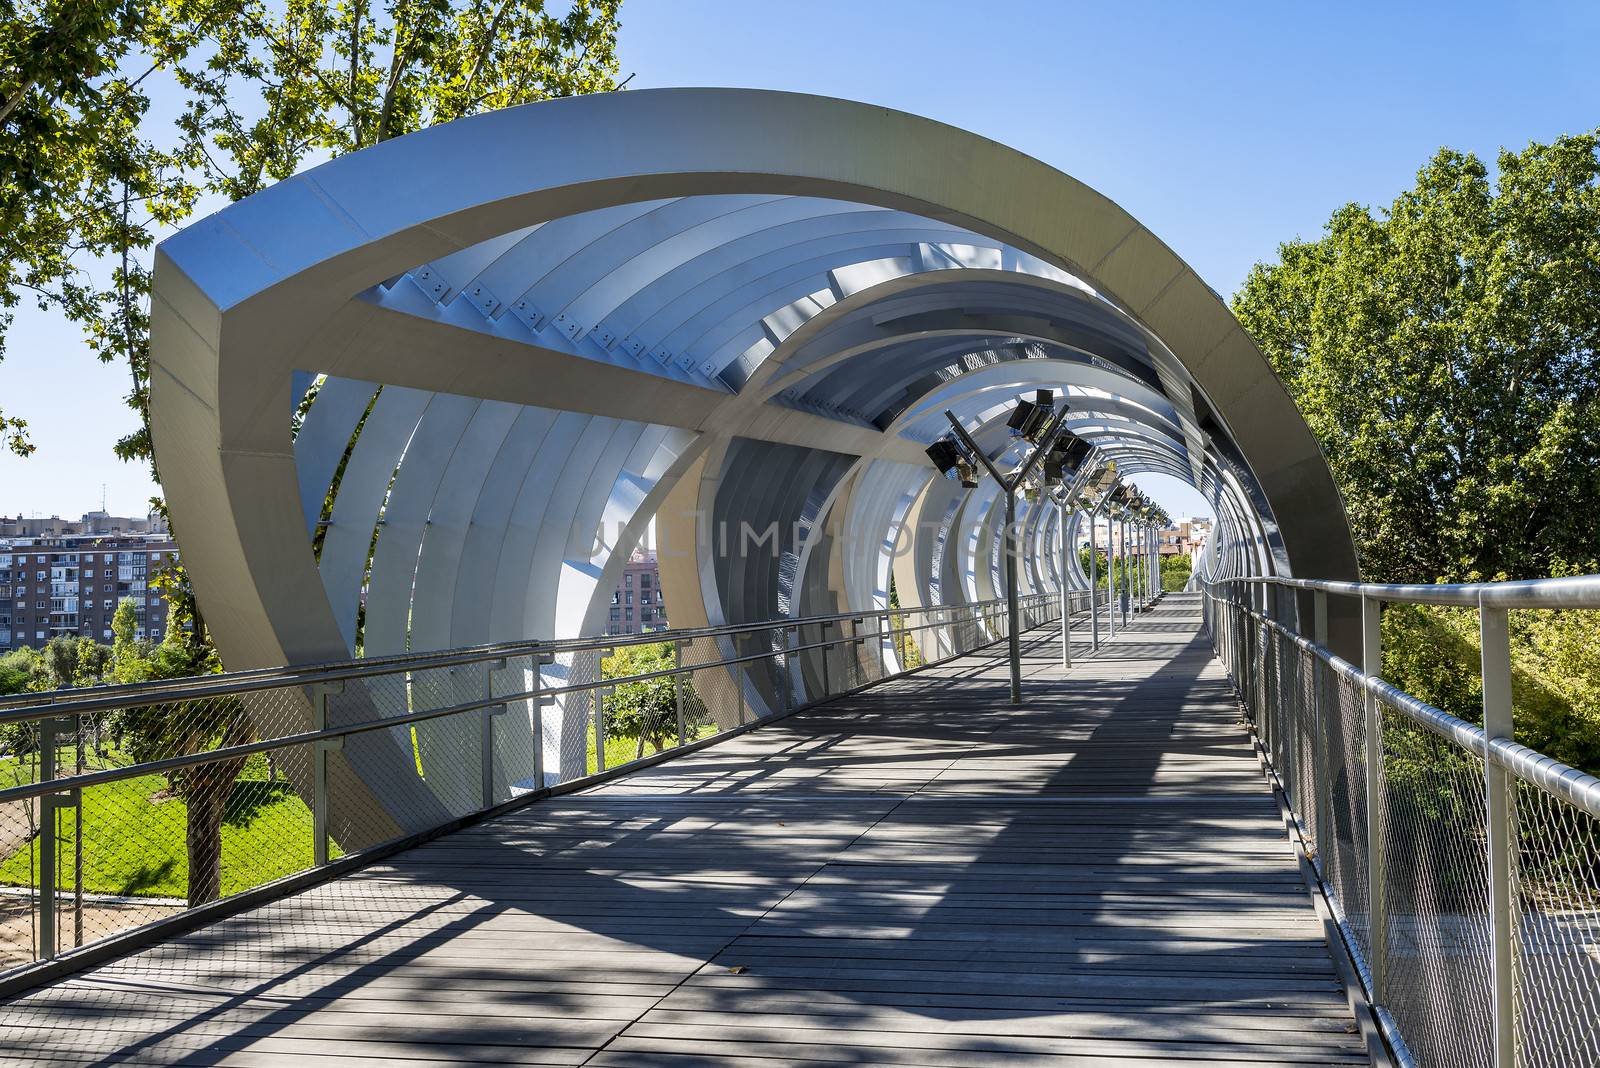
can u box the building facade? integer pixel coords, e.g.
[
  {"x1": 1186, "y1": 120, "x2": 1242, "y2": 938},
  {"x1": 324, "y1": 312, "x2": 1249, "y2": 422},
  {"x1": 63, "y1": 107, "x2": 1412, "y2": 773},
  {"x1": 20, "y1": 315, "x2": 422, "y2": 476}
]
[
  {"x1": 1159, "y1": 517, "x2": 1213, "y2": 557},
  {"x1": 606, "y1": 550, "x2": 668, "y2": 636},
  {"x1": 0, "y1": 510, "x2": 169, "y2": 539},
  {"x1": 0, "y1": 535, "x2": 178, "y2": 650}
]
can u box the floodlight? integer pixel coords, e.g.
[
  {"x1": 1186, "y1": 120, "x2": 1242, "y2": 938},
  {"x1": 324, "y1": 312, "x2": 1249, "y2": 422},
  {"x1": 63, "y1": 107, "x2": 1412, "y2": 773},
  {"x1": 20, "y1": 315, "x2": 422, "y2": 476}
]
[
  {"x1": 1006, "y1": 398, "x2": 1038, "y2": 438},
  {"x1": 925, "y1": 438, "x2": 961, "y2": 478}
]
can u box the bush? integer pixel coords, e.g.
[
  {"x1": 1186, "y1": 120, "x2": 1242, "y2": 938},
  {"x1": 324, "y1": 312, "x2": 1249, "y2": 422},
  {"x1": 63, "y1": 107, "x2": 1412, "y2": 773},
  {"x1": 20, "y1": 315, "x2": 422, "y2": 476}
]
[{"x1": 602, "y1": 643, "x2": 710, "y2": 759}]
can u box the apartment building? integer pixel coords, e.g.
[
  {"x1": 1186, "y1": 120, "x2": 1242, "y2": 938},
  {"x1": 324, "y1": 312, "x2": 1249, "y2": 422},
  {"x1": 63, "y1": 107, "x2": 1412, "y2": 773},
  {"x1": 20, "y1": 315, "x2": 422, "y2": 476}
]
[
  {"x1": 606, "y1": 550, "x2": 668, "y2": 636},
  {"x1": 0, "y1": 535, "x2": 178, "y2": 650}
]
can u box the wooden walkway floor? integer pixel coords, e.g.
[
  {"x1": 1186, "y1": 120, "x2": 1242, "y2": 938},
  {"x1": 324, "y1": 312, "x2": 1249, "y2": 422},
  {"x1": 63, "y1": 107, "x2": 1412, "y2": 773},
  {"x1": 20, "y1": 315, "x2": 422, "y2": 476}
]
[{"x1": 1, "y1": 594, "x2": 1370, "y2": 1066}]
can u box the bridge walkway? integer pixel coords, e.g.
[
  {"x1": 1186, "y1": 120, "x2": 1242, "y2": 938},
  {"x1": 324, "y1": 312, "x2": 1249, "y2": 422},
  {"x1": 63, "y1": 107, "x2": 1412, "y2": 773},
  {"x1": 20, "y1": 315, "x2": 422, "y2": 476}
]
[{"x1": 1, "y1": 594, "x2": 1370, "y2": 1066}]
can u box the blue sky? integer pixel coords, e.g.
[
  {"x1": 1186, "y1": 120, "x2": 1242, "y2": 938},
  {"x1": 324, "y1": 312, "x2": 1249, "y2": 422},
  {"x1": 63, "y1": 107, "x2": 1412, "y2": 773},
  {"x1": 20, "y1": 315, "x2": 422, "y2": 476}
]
[{"x1": 2, "y1": 0, "x2": 1596, "y2": 519}]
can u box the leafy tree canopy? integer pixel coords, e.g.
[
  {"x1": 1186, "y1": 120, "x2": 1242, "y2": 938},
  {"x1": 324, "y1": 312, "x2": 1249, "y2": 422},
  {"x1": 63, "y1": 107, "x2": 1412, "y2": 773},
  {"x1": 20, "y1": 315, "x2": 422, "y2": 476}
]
[
  {"x1": 2, "y1": 0, "x2": 622, "y2": 471},
  {"x1": 1233, "y1": 130, "x2": 1600, "y2": 583}
]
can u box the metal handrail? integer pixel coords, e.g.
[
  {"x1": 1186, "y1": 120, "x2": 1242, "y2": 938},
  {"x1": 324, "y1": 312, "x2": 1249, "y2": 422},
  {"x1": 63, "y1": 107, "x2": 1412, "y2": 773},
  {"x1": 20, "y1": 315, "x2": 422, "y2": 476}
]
[
  {"x1": 1202, "y1": 575, "x2": 1600, "y2": 1068},
  {"x1": 1214, "y1": 585, "x2": 1600, "y2": 819},
  {"x1": 0, "y1": 593, "x2": 1044, "y2": 724},
  {"x1": 1235, "y1": 572, "x2": 1600, "y2": 609},
  {"x1": 0, "y1": 594, "x2": 1055, "y2": 805}
]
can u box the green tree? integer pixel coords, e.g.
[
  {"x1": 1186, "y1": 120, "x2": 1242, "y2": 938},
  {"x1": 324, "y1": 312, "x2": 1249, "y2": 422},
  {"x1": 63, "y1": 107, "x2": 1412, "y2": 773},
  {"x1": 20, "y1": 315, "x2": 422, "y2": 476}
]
[
  {"x1": 110, "y1": 595, "x2": 246, "y2": 905},
  {"x1": 1235, "y1": 130, "x2": 1600, "y2": 773},
  {"x1": 0, "y1": 648, "x2": 33, "y2": 695},
  {"x1": 601, "y1": 643, "x2": 706, "y2": 758},
  {"x1": 2, "y1": 0, "x2": 623, "y2": 477},
  {"x1": 1, "y1": 0, "x2": 191, "y2": 459},
  {"x1": 0, "y1": 647, "x2": 40, "y2": 756},
  {"x1": 4, "y1": 0, "x2": 624, "y2": 670},
  {"x1": 1233, "y1": 131, "x2": 1600, "y2": 584}
]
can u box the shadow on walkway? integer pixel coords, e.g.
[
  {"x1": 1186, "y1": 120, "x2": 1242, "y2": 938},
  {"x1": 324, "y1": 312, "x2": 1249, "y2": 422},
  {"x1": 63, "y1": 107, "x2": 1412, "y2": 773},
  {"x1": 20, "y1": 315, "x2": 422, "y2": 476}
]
[{"x1": 0, "y1": 595, "x2": 1368, "y2": 1066}]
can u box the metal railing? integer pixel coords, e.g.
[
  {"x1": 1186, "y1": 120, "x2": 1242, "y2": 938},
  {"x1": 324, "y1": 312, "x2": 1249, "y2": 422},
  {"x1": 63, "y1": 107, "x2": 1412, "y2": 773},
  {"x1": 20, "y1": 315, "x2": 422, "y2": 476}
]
[
  {"x1": 0, "y1": 591, "x2": 1075, "y2": 985},
  {"x1": 1203, "y1": 576, "x2": 1600, "y2": 1068}
]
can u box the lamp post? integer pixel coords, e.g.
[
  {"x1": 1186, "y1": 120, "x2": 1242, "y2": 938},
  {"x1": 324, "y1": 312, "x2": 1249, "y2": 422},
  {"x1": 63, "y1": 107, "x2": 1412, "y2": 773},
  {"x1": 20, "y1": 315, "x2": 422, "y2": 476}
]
[
  {"x1": 1055, "y1": 495, "x2": 1068, "y2": 668},
  {"x1": 943, "y1": 405, "x2": 1071, "y2": 705}
]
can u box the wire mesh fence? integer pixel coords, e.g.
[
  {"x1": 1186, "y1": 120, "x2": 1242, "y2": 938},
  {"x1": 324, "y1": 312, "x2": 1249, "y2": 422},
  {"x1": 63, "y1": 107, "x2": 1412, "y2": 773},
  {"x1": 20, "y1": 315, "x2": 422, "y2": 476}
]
[
  {"x1": 1204, "y1": 580, "x2": 1600, "y2": 1068},
  {"x1": 1515, "y1": 781, "x2": 1600, "y2": 1066},
  {"x1": 0, "y1": 591, "x2": 1056, "y2": 983}
]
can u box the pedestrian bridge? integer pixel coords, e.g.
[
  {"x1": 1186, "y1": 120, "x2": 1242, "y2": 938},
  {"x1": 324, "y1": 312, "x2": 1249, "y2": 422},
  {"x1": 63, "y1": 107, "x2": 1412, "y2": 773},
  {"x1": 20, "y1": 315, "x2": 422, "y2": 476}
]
[
  {"x1": 3, "y1": 597, "x2": 1382, "y2": 1066},
  {"x1": 1, "y1": 88, "x2": 1596, "y2": 1068}
]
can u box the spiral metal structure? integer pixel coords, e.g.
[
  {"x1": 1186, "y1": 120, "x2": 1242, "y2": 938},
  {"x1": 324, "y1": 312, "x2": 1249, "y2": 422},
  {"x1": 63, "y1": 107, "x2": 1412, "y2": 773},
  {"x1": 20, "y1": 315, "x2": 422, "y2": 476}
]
[{"x1": 149, "y1": 88, "x2": 1357, "y2": 834}]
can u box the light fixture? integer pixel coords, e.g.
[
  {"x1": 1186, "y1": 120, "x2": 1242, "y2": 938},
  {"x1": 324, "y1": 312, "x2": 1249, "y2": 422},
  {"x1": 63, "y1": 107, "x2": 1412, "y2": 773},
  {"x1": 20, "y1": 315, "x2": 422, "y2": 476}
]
[
  {"x1": 925, "y1": 439, "x2": 961, "y2": 479},
  {"x1": 1005, "y1": 389, "x2": 1055, "y2": 443}
]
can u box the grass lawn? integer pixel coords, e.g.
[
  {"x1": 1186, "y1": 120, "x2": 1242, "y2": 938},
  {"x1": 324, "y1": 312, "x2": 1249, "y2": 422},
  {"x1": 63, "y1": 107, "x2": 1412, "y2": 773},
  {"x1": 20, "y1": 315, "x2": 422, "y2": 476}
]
[
  {"x1": 0, "y1": 751, "x2": 318, "y2": 899},
  {"x1": 0, "y1": 721, "x2": 723, "y2": 902},
  {"x1": 585, "y1": 724, "x2": 721, "y2": 775}
]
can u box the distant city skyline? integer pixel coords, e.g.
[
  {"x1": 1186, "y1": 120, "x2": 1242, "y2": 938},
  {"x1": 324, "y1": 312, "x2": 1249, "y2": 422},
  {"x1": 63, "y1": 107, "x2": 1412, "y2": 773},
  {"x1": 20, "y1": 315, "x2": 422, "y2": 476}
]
[{"x1": 1, "y1": 0, "x2": 1593, "y2": 521}]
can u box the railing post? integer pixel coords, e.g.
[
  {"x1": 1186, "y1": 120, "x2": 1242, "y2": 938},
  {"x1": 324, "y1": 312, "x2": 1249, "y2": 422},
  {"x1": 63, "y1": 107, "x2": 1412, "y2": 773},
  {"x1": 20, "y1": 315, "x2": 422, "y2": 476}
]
[
  {"x1": 37, "y1": 715, "x2": 58, "y2": 960},
  {"x1": 820, "y1": 620, "x2": 832, "y2": 695},
  {"x1": 1361, "y1": 593, "x2": 1387, "y2": 1002},
  {"x1": 311, "y1": 681, "x2": 344, "y2": 867},
  {"x1": 595, "y1": 677, "x2": 613, "y2": 773},
  {"x1": 736, "y1": 652, "x2": 748, "y2": 726},
  {"x1": 532, "y1": 650, "x2": 553, "y2": 788},
  {"x1": 480, "y1": 658, "x2": 506, "y2": 809},
  {"x1": 1480, "y1": 599, "x2": 1518, "y2": 1068},
  {"x1": 1312, "y1": 590, "x2": 1332, "y2": 864}
]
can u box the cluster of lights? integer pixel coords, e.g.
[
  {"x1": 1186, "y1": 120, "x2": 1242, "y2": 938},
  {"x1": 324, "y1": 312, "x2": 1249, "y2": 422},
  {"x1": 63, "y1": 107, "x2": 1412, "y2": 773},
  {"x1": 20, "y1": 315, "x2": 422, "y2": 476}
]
[
  {"x1": 924, "y1": 391, "x2": 1170, "y2": 531},
  {"x1": 927, "y1": 390, "x2": 1077, "y2": 491},
  {"x1": 1100, "y1": 483, "x2": 1170, "y2": 527}
]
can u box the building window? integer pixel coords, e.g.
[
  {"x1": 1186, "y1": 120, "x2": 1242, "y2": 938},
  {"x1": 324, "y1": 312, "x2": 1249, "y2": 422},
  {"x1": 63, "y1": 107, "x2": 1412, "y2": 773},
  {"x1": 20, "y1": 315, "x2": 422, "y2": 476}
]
[
  {"x1": 640, "y1": 573, "x2": 651, "y2": 589},
  {"x1": 624, "y1": 591, "x2": 632, "y2": 605},
  {"x1": 624, "y1": 573, "x2": 633, "y2": 588}
]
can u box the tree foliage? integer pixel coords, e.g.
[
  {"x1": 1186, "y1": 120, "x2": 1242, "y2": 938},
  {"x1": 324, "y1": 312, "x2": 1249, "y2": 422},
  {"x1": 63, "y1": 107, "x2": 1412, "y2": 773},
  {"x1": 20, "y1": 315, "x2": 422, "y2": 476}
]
[
  {"x1": 1235, "y1": 129, "x2": 1600, "y2": 773},
  {"x1": 1160, "y1": 554, "x2": 1191, "y2": 593},
  {"x1": 1233, "y1": 131, "x2": 1600, "y2": 583},
  {"x1": 601, "y1": 642, "x2": 707, "y2": 759},
  {"x1": 108, "y1": 593, "x2": 249, "y2": 905},
  {"x1": 2, "y1": 0, "x2": 622, "y2": 469}
]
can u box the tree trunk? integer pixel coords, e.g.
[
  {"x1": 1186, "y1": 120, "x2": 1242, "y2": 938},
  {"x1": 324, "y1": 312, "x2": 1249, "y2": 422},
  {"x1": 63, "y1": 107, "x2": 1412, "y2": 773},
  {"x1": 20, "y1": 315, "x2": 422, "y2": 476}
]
[
  {"x1": 185, "y1": 784, "x2": 227, "y2": 907},
  {"x1": 181, "y1": 751, "x2": 246, "y2": 907}
]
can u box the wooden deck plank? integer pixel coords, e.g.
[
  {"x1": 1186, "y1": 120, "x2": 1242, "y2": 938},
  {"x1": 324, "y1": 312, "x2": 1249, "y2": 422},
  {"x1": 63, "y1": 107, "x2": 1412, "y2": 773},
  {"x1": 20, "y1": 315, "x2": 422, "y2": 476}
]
[{"x1": 0, "y1": 595, "x2": 1369, "y2": 1066}]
